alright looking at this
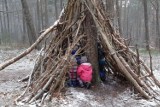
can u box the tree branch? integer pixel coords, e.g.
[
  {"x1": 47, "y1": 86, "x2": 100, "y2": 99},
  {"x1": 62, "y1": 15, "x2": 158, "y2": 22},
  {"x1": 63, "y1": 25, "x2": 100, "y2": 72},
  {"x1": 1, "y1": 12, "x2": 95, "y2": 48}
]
[{"x1": 0, "y1": 25, "x2": 56, "y2": 71}]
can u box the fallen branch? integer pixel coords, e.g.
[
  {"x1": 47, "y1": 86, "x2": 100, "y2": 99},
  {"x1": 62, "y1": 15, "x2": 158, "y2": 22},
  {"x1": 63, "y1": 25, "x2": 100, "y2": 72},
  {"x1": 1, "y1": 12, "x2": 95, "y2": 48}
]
[
  {"x1": 18, "y1": 75, "x2": 29, "y2": 82},
  {"x1": 0, "y1": 25, "x2": 56, "y2": 71}
]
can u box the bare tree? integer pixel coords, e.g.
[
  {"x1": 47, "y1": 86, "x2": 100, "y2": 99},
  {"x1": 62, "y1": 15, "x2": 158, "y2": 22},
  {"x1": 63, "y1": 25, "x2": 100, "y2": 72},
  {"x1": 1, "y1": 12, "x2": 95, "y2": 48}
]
[
  {"x1": 143, "y1": 0, "x2": 150, "y2": 50},
  {"x1": 0, "y1": 11, "x2": 3, "y2": 44},
  {"x1": 54, "y1": 0, "x2": 58, "y2": 19},
  {"x1": 150, "y1": 0, "x2": 160, "y2": 49},
  {"x1": 105, "y1": 0, "x2": 114, "y2": 18},
  {"x1": 4, "y1": 0, "x2": 10, "y2": 36},
  {"x1": 40, "y1": 0, "x2": 44, "y2": 28},
  {"x1": 44, "y1": 0, "x2": 48, "y2": 28},
  {"x1": 151, "y1": 0, "x2": 160, "y2": 49},
  {"x1": 156, "y1": 0, "x2": 160, "y2": 49},
  {"x1": 21, "y1": 0, "x2": 37, "y2": 47},
  {"x1": 60, "y1": 0, "x2": 63, "y2": 10},
  {"x1": 36, "y1": 0, "x2": 41, "y2": 32},
  {"x1": 116, "y1": 0, "x2": 123, "y2": 35}
]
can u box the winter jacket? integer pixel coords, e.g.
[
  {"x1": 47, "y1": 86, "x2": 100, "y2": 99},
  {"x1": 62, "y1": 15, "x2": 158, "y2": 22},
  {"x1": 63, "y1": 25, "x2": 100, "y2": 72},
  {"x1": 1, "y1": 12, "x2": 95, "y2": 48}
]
[
  {"x1": 69, "y1": 65, "x2": 78, "y2": 80},
  {"x1": 77, "y1": 63, "x2": 93, "y2": 82}
]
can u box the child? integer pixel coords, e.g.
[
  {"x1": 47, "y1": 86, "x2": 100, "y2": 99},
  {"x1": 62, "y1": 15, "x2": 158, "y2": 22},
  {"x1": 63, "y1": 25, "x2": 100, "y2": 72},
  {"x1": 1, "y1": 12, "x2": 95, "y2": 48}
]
[
  {"x1": 68, "y1": 58, "x2": 79, "y2": 87},
  {"x1": 98, "y1": 44, "x2": 107, "y2": 82},
  {"x1": 77, "y1": 57, "x2": 92, "y2": 89}
]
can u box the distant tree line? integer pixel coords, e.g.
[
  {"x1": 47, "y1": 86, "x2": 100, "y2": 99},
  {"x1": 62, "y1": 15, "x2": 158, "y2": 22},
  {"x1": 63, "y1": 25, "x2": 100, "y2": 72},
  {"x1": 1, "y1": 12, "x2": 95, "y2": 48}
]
[
  {"x1": 0, "y1": 0, "x2": 159, "y2": 50},
  {"x1": 105, "y1": 0, "x2": 160, "y2": 50},
  {"x1": 0, "y1": 0, "x2": 66, "y2": 47}
]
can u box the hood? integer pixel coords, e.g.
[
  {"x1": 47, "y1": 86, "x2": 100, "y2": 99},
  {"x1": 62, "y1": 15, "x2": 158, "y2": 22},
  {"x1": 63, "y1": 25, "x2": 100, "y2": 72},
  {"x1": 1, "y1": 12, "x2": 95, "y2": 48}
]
[{"x1": 80, "y1": 63, "x2": 92, "y2": 71}]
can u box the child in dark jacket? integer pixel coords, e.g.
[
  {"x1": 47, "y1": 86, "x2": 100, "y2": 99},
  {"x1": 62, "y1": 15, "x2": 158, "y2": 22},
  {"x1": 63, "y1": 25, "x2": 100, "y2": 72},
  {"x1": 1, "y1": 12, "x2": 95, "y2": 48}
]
[{"x1": 98, "y1": 44, "x2": 107, "y2": 82}]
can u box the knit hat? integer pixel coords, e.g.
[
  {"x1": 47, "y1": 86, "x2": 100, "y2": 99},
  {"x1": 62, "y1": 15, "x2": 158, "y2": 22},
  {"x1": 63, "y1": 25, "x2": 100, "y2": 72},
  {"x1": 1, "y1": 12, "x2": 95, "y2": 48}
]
[
  {"x1": 81, "y1": 56, "x2": 87, "y2": 63},
  {"x1": 71, "y1": 50, "x2": 76, "y2": 55}
]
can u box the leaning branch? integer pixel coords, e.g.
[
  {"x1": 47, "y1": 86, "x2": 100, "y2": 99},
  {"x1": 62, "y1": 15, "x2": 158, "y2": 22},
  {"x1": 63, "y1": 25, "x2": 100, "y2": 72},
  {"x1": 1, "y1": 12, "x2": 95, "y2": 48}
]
[{"x1": 0, "y1": 25, "x2": 56, "y2": 71}]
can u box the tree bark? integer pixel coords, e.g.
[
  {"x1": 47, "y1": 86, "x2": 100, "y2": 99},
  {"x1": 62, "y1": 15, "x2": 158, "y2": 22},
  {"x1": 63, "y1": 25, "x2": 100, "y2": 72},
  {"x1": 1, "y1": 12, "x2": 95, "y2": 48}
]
[{"x1": 84, "y1": 11, "x2": 100, "y2": 84}]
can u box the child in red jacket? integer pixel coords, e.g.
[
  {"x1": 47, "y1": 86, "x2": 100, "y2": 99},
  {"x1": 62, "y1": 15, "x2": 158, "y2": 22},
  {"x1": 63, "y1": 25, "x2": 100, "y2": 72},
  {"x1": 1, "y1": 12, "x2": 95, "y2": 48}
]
[{"x1": 77, "y1": 62, "x2": 93, "y2": 89}]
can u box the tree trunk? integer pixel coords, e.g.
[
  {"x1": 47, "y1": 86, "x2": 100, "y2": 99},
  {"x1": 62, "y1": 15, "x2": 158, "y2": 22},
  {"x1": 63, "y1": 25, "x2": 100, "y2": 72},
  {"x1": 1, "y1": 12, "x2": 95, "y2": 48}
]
[
  {"x1": 4, "y1": 0, "x2": 10, "y2": 42},
  {"x1": 39, "y1": 0, "x2": 44, "y2": 29},
  {"x1": 22, "y1": 13, "x2": 27, "y2": 44},
  {"x1": 54, "y1": 0, "x2": 58, "y2": 19},
  {"x1": 2, "y1": 0, "x2": 7, "y2": 44},
  {"x1": 116, "y1": 0, "x2": 123, "y2": 35},
  {"x1": 60, "y1": 0, "x2": 63, "y2": 10},
  {"x1": 156, "y1": 0, "x2": 160, "y2": 49},
  {"x1": 143, "y1": 0, "x2": 150, "y2": 50},
  {"x1": 21, "y1": 0, "x2": 38, "y2": 48},
  {"x1": 105, "y1": 0, "x2": 114, "y2": 19},
  {"x1": 44, "y1": 0, "x2": 48, "y2": 28},
  {"x1": 36, "y1": 0, "x2": 41, "y2": 32},
  {"x1": 0, "y1": 12, "x2": 3, "y2": 44},
  {"x1": 84, "y1": 11, "x2": 100, "y2": 84}
]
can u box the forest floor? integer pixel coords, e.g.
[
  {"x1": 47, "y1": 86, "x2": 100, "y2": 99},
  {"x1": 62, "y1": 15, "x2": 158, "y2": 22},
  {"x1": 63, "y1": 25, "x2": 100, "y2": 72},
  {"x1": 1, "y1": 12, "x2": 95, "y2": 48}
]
[{"x1": 0, "y1": 47, "x2": 160, "y2": 107}]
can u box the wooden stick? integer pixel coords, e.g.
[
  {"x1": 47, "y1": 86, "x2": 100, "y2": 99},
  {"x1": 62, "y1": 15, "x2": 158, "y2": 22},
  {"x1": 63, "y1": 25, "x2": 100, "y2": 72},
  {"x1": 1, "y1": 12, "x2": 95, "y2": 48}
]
[
  {"x1": 29, "y1": 76, "x2": 54, "y2": 103},
  {"x1": 136, "y1": 44, "x2": 141, "y2": 76},
  {"x1": 148, "y1": 46, "x2": 153, "y2": 75}
]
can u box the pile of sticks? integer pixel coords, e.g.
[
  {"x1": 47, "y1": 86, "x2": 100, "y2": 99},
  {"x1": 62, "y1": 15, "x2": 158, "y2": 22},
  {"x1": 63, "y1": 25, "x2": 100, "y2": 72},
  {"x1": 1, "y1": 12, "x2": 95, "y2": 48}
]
[
  {"x1": 16, "y1": 0, "x2": 89, "y2": 103},
  {"x1": 0, "y1": 0, "x2": 159, "y2": 104}
]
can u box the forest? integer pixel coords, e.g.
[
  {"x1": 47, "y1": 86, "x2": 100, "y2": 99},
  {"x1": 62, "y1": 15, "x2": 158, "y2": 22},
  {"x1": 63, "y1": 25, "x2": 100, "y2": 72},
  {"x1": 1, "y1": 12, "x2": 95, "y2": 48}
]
[
  {"x1": 0, "y1": 0, "x2": 159, "y2": 49},
  {"x1": 0, "y1": 0, "x2": 160, "y2": 107}
]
